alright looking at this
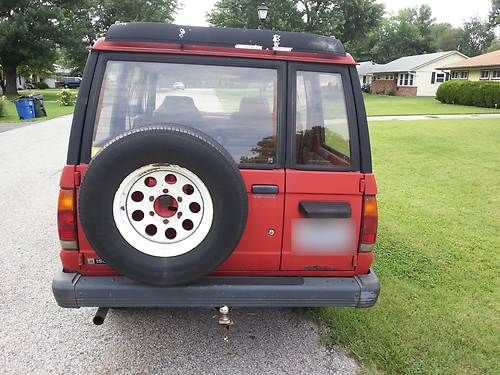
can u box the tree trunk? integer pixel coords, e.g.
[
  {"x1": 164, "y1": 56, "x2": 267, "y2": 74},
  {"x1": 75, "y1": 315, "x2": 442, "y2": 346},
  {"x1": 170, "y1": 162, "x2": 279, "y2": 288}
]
[{"x1": 4, "y1": 64, "x2": 18, "y2": 96}]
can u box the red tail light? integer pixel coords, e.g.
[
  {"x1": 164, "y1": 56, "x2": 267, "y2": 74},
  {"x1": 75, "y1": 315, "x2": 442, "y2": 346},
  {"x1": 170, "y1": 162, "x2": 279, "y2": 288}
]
[
  {"x1": 57, "y1": 189, "x2": 78, "y2": 250},
  {"x1": 359, "y1": 195, "x2": 378, "y2": 252}
]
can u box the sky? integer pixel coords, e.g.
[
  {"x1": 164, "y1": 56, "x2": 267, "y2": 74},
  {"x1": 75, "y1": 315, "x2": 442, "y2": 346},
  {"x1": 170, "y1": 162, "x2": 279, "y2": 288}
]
[{"x1": 175, "y1": 0, "x2": 495, "y2": 28}]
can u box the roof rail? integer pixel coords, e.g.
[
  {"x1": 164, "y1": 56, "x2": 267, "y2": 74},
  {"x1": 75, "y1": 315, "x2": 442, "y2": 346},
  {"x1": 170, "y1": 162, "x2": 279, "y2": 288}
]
[{"x1": 105, "y1": 22, "x2": 346, "y2": 56}]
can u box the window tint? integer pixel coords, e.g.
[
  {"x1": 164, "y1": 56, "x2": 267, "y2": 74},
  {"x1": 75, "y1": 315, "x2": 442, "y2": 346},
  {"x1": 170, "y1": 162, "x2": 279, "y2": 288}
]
[
  {"x1": 295, "y1": 71, "x2": 350, "y2": 167},
  {"x1": 93, "y1": 60, "x2": 278, "y2": 165}
]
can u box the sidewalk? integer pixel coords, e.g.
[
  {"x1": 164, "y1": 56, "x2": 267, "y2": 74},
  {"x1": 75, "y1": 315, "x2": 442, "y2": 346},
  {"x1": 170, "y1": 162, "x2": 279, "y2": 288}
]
[{"x1": 367, "y1": 113, "x2": 500, "y2": 122}]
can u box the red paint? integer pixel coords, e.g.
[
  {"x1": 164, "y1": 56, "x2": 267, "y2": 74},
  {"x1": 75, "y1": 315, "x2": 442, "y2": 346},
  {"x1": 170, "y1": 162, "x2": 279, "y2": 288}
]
[
  {"x1": 281, "y1": 170, "x2": 363, "y2": 271},
  {"x1": 91, "y1": 38, "x2": 357, "y2": 66},
  {"x1": 59, "y1": 164, "x2": 377, "y2": 276}
]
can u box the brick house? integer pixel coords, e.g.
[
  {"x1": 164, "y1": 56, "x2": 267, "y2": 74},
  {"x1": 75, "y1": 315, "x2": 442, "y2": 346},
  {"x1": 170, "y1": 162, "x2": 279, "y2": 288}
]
[{"x1": 366, "y1": 51, "x2": 468, "y2": 96}]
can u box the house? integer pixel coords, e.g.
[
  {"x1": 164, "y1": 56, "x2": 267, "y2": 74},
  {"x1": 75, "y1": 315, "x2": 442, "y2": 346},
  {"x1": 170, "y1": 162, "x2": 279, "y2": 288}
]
[
  {"x1": 356, "y1": 61, "x2": 382, "y2": 86},
  {"x1": 368, "y1": 51, "x2": 468, "y2": 96},
  {"x1": 438, "y1": 49, "x2": 500, "y2": 81}
]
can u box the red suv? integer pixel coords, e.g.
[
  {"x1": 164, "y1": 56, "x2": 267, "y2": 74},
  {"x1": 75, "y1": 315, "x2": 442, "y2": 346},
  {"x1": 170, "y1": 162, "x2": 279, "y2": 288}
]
[{"x1": 53, "y1": 23, "x2": 379, "y2": 314}]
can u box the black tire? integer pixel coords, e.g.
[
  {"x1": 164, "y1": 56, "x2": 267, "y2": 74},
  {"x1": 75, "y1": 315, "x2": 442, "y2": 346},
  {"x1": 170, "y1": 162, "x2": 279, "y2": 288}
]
[{"x1": 79, "y1": 124, "x2": 248, "y2": 286}]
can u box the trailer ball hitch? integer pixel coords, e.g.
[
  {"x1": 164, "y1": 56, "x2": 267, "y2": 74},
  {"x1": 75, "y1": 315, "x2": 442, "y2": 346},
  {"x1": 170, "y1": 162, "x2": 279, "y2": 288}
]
[
  {"x1": 93, "y1": 307, "x2": 109, "y2": 325},
  {"x1": 218, "y1": 305, "x2": 234, "y2": 340}
]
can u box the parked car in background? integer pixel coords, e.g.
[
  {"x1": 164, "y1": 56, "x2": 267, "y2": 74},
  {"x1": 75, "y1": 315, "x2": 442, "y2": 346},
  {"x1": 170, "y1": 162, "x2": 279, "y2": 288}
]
[
  {"x1": 172, "y1": 81, "x2": 185, "y2": 90},
  {"x1": 56, "y1": 77, "x2": 82, "y2": 89}
]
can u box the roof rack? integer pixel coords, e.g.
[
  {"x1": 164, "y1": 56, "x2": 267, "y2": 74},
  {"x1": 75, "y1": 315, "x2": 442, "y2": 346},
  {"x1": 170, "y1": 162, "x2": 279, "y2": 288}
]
[{"x1": 105, "y1": 22, "x2": 346, "y2": 56}]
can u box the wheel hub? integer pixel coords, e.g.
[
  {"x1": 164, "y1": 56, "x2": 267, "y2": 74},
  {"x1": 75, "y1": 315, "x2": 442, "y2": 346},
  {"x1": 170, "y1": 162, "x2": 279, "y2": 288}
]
[{"x1": 113, "y1": 164, "x2": 214, "y2": 257}]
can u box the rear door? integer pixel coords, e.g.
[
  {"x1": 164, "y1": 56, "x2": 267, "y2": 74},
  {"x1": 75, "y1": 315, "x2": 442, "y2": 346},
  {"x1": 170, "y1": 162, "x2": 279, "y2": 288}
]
[{"x1": 281, "y1": 63, "x2": 363, "y2": 271}]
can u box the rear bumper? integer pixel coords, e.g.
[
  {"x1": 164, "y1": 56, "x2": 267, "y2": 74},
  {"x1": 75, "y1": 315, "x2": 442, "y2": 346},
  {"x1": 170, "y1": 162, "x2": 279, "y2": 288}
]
[{"x1": 52, "y1": 270, "x2": 380, "y2": 308}]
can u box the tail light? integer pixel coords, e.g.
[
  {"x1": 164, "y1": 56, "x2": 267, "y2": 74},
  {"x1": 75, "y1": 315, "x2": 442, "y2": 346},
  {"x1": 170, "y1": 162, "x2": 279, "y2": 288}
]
[
  {"x1": 359, "y1": 195, "x2": 378, "y2": 252},
  {"x1": 57, "y1": 189, "x2": 78, "y2": 250}
]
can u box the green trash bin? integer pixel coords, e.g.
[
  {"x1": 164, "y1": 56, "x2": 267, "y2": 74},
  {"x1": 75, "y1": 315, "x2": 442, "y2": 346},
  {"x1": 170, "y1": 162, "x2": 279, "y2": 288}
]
[{"x1": 32, "y1": 95, "x2": 47, "y2": 118}]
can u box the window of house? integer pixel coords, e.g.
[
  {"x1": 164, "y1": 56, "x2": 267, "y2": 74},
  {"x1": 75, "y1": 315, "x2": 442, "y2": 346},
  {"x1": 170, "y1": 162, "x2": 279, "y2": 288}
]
[
  {"x1": 398, "y1": 73, "x2": 414, "y2": 86},
  {"x1": 436, "y1": 73, "x2": 445, "y2": 83},
  {"x1": 295, "y1": 71, "x2": 350, "y2": 167},
  {"x1": 384, "y1": 74, "x2": 394, "y2": 80},
  {"x1": 480, "y1": 70, "x2": 490, "y2": 80},
  {"x1": 492, "y1": 70, "x2": 500, "y2": 80},
  {"x1": 451, "y1": 71, "x2": 459, "y2": 79},
  {"x1": 460, "y1": 71, "x2": 468, "y2": 79}
]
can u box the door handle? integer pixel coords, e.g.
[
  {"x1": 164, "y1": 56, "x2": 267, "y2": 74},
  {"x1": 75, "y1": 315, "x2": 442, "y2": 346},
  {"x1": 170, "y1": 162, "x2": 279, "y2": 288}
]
[
  {"x1": 251, "y1": 184, "x2": 279, "y2": 194},
  {"x1": 299, "y1": 201, "x2": 351, "y2": 218}
]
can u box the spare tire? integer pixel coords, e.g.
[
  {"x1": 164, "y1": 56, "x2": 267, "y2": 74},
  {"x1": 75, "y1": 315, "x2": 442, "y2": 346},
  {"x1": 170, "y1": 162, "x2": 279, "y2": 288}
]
[{"x1": 79, "y1": 124, "x2": 248, "y2": 286}]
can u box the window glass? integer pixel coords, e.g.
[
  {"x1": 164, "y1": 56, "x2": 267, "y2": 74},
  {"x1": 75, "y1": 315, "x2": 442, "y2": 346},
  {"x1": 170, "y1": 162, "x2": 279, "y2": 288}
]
[
  {"x1": 492, "y1": 70, "x2": 500, "y2": 79},
  {"x1": 93, "y1": 60, "x2": 278, "y2": 165},
  {"x1": 480, "y1": 70, "x2": 490, "y2": 79},
  {"x1": 295, "y1": 71, "x2": 350, "y2": 167},
  {"x1": 436, "y1": 73, "x2": 445, "y2": 83},
  {"x1": 460, "y1": 71, "x2": 468, "y2": 79}
]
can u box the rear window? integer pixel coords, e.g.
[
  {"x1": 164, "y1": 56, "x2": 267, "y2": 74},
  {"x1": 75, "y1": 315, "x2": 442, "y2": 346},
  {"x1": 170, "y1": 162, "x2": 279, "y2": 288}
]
[
  {"x1": 93, "y1": 60, "x2": 278, "y2": 165},
  {"x1": 295, "y1": 70, "x2": 351, "y2": 167}
]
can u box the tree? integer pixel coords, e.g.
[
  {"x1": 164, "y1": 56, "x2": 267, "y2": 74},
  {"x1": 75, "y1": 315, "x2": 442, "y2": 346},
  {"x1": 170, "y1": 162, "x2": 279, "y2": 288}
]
[
  {"x1": 457, "y1": 17, "x2": 495, "y2": 56},
  {"x1": 370, "y1": 5, "x2": 436, "y2": 63},
  {"x1": 207, "y1": 0, "x2": 384, "y2": 54},
  {"x1": 489, "y1": 0, "x2": 500, "y2": 26},
  {"x1": 487, "y1": 37, "x2": 500, "y2": 52},
  {"x1": 431, "y1": 23, "x2": 462, "y2": 51},
  {"x1": 62, "y1": 0, "x2": 178, "y2": 74},
  {"x1": 0, "y1": 1, "x2": 74, "y2": 95}
]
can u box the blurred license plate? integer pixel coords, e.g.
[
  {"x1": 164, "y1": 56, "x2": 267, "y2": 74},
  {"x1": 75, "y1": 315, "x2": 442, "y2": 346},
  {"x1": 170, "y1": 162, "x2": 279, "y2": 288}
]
[{"x1": 292, "y1": 218, "x2": 355, "y2": 254}]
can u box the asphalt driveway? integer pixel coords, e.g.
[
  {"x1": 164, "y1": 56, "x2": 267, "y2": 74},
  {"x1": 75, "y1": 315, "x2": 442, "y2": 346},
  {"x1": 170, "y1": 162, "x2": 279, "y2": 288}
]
[{"x1": 0, "y1": 115, "x2": 357, "y2": 375}]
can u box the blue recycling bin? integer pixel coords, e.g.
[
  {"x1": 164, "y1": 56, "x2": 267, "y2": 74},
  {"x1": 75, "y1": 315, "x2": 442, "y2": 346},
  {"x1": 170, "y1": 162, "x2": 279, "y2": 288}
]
[{"x1": 14, "y1": 97, "x2": 35, "y2": 120}]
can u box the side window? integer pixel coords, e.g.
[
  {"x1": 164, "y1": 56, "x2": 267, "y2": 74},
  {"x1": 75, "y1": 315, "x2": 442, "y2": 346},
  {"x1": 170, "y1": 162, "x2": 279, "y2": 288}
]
[
  {"x1": 93, "y1": 60, "x2": 278, "y2": 165},
  {"x1": 295, "y1": 70, "x2": 351, "y2": 167}
]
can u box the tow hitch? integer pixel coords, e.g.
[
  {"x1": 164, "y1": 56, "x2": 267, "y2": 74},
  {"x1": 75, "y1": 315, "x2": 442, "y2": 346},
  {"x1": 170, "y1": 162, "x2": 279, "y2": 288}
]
[{"x1": 218, "y1": 305, "x2": 234, "y2": 340}]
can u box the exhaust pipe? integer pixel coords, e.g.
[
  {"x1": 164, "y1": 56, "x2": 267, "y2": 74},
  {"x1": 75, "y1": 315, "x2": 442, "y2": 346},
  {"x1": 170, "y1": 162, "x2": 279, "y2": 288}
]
[{"x1": 93, "y1": 307, "x2": 109, "y2": 325}]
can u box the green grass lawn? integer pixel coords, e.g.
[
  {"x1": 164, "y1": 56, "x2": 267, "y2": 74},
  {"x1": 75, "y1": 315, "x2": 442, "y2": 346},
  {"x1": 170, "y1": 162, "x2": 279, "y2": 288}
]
[
  {"x1": 364, "y1": 94, "x2": 500, "y2": 116},
  {"x1": 314, "y1": 118, "x2": 499, "y2": 374},
  {"x1": 0, "y1": 89, "x2": 76, "y2": 124}
]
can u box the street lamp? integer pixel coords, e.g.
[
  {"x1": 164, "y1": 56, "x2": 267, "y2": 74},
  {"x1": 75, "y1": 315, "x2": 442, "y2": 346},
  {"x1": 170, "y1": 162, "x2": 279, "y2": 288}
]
[{"x1": 257, "y1": 2, "x2": 268, "y2": 29}]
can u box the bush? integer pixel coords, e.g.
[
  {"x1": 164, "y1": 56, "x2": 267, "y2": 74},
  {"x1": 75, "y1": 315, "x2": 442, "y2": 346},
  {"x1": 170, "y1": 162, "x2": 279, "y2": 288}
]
[
  {"x1": 0, "y1": 96, "x2": 7, "y2": 117},
  {"x1": 436, "y1": 80, "x2": 500, "y2": 108},
  {"x1": 33, "y1": 81, "x2": 49, "y2": 90},
  {"x1": 57, "y1": 89, "x2": 76, "y2": 106}
]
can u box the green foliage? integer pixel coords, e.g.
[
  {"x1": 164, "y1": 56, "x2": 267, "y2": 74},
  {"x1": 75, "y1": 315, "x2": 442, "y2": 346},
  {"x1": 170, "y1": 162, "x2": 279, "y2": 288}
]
[
  {"x1": 0, "y1": 95, "x2": 7, "y2": 117},
  {"x1": 370, "y1": 5, "x2": 435, "y2": 63},
  {"x1": 457, "y1": 17, "x2": 495, "y2": 57},
  {"x1": 57, "y1": 89, "x2": 76, "y2": 106},
  {"x1": 207, "y1": 0, "x2": 384, "y2": 55},
  {"x1": 487, "y1": 37, "x2": 500, "y2": 52},
  {"x1": 490, "y1": 0, "x2": 500, "y2": 26},
  {"x1": 61, "y1": 0, "x2": 178, "y2": 74},
  {"x1": 436, "y1": 80, "x2": 500, "y2": 108},
  {"x1": 0, "y1": 1, "x2": 78, "y2": 95},
  {"x1": 33, "y1": 82, "x2": 49, "y2": 90},
  {"x1": 431, "y1": 23, "x2": 461, "y2": 51}
]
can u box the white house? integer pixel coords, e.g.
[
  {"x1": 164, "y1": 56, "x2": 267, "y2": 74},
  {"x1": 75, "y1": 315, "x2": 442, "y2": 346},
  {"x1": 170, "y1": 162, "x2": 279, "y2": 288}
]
[
  {"x1": 356, "y1": 61, "x2": 382, "y2": 86},
  {"x1": 365, "y1": 51, "x2": 468, "y2": 96}
]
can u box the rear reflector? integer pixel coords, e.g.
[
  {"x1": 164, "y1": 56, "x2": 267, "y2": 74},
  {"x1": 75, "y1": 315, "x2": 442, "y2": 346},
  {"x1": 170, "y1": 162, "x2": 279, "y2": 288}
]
[
  {"x1": 359, "y1": 195, "x2": 378, "y2": 252},
  {"x1": 57, "y1": 189, "x2": 78, "y2": 250}
]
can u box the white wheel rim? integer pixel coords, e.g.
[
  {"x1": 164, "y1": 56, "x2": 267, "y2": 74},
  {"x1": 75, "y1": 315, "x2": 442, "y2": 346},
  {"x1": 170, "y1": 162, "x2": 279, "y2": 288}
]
[{"x1": 113, "y1": 164, "x2": 214, "y2": 257}]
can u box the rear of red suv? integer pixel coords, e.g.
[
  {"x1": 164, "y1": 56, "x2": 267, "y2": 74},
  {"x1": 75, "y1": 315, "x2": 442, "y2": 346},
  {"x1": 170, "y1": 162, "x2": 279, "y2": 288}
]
[{"x1": 53, "y1": 23, "x2": 379, "y2": 310}]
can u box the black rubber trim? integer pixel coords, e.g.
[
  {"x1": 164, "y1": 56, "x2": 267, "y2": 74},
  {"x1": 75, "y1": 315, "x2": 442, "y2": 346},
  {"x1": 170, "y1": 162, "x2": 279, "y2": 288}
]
[
  {"x1": 299, "y1": 201, "x2": 351, "y2": 218},
  {"x1": 66, "y1": 52, "x2": 98, "y2": 164},
  {"x1": 252, "y1": 184, "x2": 279, "y2": 194},
  {"x1": 52, "y1": 270, "x2": 380, "y2": 308},
  {"x1": 348, "y1": 66, "x2": 372, "y2": 173}
]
